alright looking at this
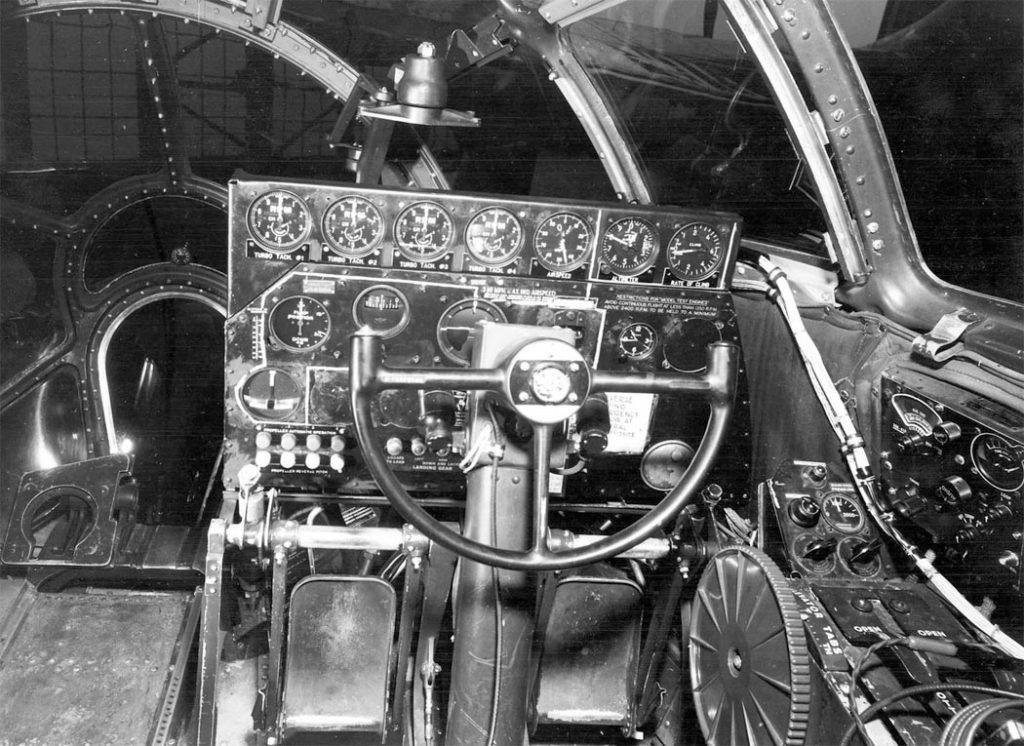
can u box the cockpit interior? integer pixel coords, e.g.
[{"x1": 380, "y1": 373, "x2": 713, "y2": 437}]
[{"x1": 1, "y1": 1, "x2": 1022, "y2": 744}]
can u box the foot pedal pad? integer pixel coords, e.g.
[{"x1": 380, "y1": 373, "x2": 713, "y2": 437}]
[
  {"x1": 534, "y1": 570, "x2": 643, "y2": 726},
  {"x1": 280, "y1": 576, "x2": 396, "y2": 737}
]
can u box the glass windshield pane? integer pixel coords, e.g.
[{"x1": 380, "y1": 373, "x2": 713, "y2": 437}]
[
  {"x1": 567, "y1": 1, "x2": 827, "y2": 250},
  {"x1": 106, "y1": 297, "x2": 224, "y2": 524},
  {"x1": 845, "y1": 0, "x2": 1023, "y2": 302},
  {"x1": 0, "y1": 225, "x2": 69, "y2": 385}
]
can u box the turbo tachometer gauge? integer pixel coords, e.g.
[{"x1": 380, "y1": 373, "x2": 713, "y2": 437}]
[
  {"x1": 268, "y1": 296, "x2": 331, "y2": 352},
  {"x1": 970, "y1": 432, "x2": 1024, "y2": 492},
  {"x1": 600, "y1": 217, "x2": 658, "y2": 276},
  {"x1": 465, "y1": 207, "x2": 523, "y2": 266},
  {"x1": 534, "y1": 212, "x2": 592, "y2": 272},
  {"x1": 820, "y1": 492, "x2": 866, "y2": 534},
  {"x1": 666, "y1": 222, "x2": 723, "y2": 280},
  {"x1": 323, "y1": 196, "x2": 384, "y2": 257},
  {"x1": 394, "y1": 201, "x2": 454, "y2": 262},
  {"x1": 247, "y1": 190, "x2": 311, "y2": 253},
  {"x1": 618, "y1": 322, "x2": 657, "y2": 360}
]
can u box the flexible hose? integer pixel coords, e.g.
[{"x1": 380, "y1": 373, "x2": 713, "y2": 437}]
[{"x1": 754, "y1": 257, "x2": 1024, "y2": 660}]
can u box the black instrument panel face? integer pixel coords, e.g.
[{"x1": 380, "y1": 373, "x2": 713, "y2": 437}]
[
  {"x1": 230, "y1": 179, "x2": 741, "y2": 313},
  {"x1": 880, "y1": 371, "x2": 1024, "y2": 594},
  {"x1": 225, "y1": 178, "x2": 747, "y2": 499}
]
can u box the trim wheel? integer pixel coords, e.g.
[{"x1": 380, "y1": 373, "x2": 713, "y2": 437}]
[{"x1": 689, "y1": 545, "x2": 811, "y2": 745}]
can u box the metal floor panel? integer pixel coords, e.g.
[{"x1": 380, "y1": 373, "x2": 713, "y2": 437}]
[{"x1": 0, "y1": 588, "x2": 192, "y2": 745}]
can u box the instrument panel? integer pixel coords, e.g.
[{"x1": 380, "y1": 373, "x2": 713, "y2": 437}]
[
  {"x1": 224, "y1": 178, "x2": 748, "y2": 501},
  {"x1": 879, "y1": 370, "x2": 1024, "y2": 594},
  {"x1": 232, "y1": 179, "x2": 739, "y2": 311}
]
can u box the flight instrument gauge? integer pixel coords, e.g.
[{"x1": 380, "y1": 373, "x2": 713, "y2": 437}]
[
  {"x1": 820, "y1": 492, "x2": 866, "y2": 534},
  {"x1": 247, "y1": 190, "x2": 311, "y2": 252},
  {"x1": 970, "y1": 433, "x2": 1024, "y2": 492},
  {"x1": 534, "y1": 212, "x2": 592, "y2": 272},
  {"x1": 352, "y1": 285, "x2": 410, "y2": 338},
  {"x1": 666, "y1": 223, "x2": 723, "y2": 280},
  {"x1": 323, "y1": 196, "x2": 384, "y2": 257},
  {"x1": 600, "y1": 217, "x2": 658, "y2": 276},
  {"x1": 465, "y1": 207, "x2": 523, "y2": 266},
  {"x1": 269, "y1": 296, "x2": 331, "y2": 352},
  {"x1": 618, "y1": 322, "x2": 657, "y2": 360},
  {"x1": 394, "y1": 202, "x2": 454, "y2": 261},
  {"x1": 436, "y1": 298, "x2": 507, "y2": 364},
  {"x1": 239, "y1": 368, "x2": 302, "y2": 421}
]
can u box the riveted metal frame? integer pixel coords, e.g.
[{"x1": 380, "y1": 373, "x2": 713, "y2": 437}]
[{"x1": 744, "y1": 0, "x2": 1023, "y2": 370}]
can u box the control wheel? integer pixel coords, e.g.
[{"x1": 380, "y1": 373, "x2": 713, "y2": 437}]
[{"x1": 689, "y1": 545, "x2": 811, "y2": 745}]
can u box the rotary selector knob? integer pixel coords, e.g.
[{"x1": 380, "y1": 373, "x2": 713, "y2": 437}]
[
  {"x1": 788, "y1": 496, "x2": 820, "y2": 528},
  {"x1": 936, "y1": 476, "x2": 972, "y2": 507},
  {"x1": 802, "y1": 537, "x2": 837, "y2": 562}
]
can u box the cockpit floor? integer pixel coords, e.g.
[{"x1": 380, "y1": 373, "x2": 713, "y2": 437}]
[{"x1": 0, "y1": 582, "x2": 193, "y2": 744}]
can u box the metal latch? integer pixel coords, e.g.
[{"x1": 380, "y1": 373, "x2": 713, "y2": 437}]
[{"x1": 912, "y1": 308, "x2": 982, "y2": 363}]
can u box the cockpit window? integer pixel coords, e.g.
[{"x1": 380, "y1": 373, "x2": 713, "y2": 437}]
[
  {"x1": 104, "y1": 296, "x2": 224, "y2": 524},
  {"x1": 161, "y1": 16, "x2": 347, "y2": 184},
  {"x1": 84, "y1": 196, "x2": 228, "y2": 291},
  {"x1": 843, "y1": 0, "x2": 1023, "y2": 302},
  {"x1": 0, "y1": 226, "x2": 68, "y2": 385},
  {"x1": 567, "y1": 2, "x2": 828, "y2": 251}
]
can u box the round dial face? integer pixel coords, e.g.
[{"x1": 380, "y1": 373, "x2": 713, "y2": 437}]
[
  {"x1": 269, "y1": 296, "x2": 331, "y2": 352},
  {"x1": 323, "y1": 196, "x2": 384, "y2": 257},
  {"x1": 600, "y1": 217, "x2": 659, "y2": 276},
  {"x1": 239, "y1": 368, "x2": 302, "y2": 420},
  {"x1": 352, "y1": 285, "x2": 410, "y2": 338},
  {"x1": 618, "y1": 322, "x2": 657, "y2": 360},
  {"x1": 394, "y1": 202, "x2": 454, "y2": 261},
  {"x1": 247, "y1": 190, "x2": 311, "y2": 252},
  {"x1": 534, "y1": 212, "x2": 592, "y2": 272},
  {"x1": 970, "y1": 432, "x2": 1024, "y2": 492},
  {"x1": 465, "y1": 207, "x2": 523, "y2": 266},
  {"x1": 891, "y1": 393, "x2": 941, "y2": 437},
  {"x1": 666, "y1": 223, "x2": 723, "y2": 281},
  {"x1": 820, "y1": 492, "x2": 866, "y2": 534},
  {"x1": 436, "y1": 298, "x2": 507, "y2": 365},
  {"x1": 663, "y1": 318, "x2": 722, "y2": 373}
]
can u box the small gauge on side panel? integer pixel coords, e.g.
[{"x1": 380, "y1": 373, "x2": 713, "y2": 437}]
[
  {"x1": 617, "y1": 322, "x2": 657, "y2": 360},
  {"x1": 394, "y1": 201, "x2": 454, "y2": 262},
  {"x1": 247, "y1": 190, "x2": 311, "y2": 253},
  {"x1": 970, "y1": 432, "x2": 1024, "y2": 492},
  {"x1": 323, "y1": 196, "x2": 384, "y2": 257},
  {"x1": 465, "y1": 207, "x2": 523, "y2": 266},
  {"x1": 268, "y1": 296, "x2": 331, "y2": 352},
  {"x1": 436, "y1": 298, "x2": 507, "y2": 365},
  {"x1": 239, "y1": 368, "x2": 302, "y2": 421},
  {"x1": 600, "y1": 217, "x2": 658, "y2": 276},
  {"x1": 534, "y1": 212, "x2": 592, "y2": 272},
  {"x1": 820, "y1": 492, "x2": 866, "y2": 534},
  {"x1": 891, "y1": 393, "x2": 941, "y2": 437},
  {"x1": 666, "y1": 222, "x2": 723, "y2": 281},
  {"x1": 352, "y1": 285, "x2": 410, "y2": 339}
]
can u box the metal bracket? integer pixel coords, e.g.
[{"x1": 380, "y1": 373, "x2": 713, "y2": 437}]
[
  {"x1": 445, "y1": 14, "x2": 516, "y2": 75},
  {"x1": 912, "y1": 308, "x2": 983, "y2": 363},
  {"x1": 538, "y1": 0, "x2": 629, "y2": 27},
  {"x1": 244, "y1": 0, "x2": 282, "y2": 33}
]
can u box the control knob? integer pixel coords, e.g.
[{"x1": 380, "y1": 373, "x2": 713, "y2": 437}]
[
  {"x1": 788, "y1": 496, "x2": 821, "y2": 528},
  {"x1": 802, "y1": 537, "x2": 837, "y2": 562}
]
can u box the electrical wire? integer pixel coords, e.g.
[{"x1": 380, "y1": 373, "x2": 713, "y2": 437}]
[{"x1": 838, "y1": 683, "x2": 1024, "y2": 746}]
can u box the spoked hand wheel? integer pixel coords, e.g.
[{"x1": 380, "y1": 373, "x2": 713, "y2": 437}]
[{"x1": 689, "y1": 545, "x2": 812, "y2": 745}]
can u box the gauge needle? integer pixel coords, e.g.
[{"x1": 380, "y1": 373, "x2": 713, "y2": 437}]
[{"x1": 606, "y1": 233, "x2": 632, "y2": 247}]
